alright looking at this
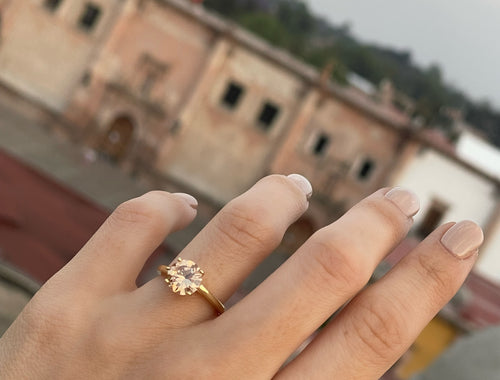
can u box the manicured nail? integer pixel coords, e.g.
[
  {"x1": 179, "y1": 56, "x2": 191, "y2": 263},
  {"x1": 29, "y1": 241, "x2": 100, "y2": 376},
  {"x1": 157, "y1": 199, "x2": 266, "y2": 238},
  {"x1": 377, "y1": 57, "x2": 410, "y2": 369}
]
[
  {"x1": 385, "y1": 187, "x2": 420, "y2": 217},
  {"x1": 287, "y1": 174, "x2": 313, "y2": 200},
  {"x1": 441, "y1": 221, "x2": 484, "y2": 259},
  {"x1": 174, "y1": 193, "x2": 198, "y2": 209}
]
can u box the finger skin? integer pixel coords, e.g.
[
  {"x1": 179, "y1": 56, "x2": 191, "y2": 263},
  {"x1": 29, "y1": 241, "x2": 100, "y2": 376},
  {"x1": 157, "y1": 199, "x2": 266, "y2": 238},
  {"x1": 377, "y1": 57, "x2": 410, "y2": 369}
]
[
  {"x1": 136, "y1": 175, "x2": 310, "y2": 325},
  {"x1": 277, "y1": 222, "x2": 483, "y2": 380},
  {"x1": 55, "y1": 191, "x2": 197, "y2": 295},
  {"x1": 208, "y1": 188, "x2": 417, "y2": 377}
]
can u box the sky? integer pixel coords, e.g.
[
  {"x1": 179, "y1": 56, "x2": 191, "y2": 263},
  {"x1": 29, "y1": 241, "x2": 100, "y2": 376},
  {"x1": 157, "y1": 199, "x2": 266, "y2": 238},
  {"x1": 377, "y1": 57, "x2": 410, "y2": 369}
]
[{"x1": 306, "y1": 0, "x2": 500, "y2": 108}]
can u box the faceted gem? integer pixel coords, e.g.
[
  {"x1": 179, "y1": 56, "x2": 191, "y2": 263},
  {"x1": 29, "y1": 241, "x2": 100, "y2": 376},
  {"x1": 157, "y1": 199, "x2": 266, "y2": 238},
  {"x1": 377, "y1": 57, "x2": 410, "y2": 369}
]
[{"x1": 167, "y1": 259, "x2": 203, "y2": 296}]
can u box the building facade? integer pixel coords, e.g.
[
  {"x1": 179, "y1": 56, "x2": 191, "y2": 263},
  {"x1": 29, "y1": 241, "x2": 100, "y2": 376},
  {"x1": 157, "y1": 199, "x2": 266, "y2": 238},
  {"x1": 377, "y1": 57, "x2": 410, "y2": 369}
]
[
  {"x1": 2, "y1": 2, "x2": 500, "y2": 379},
  {"x1": 271, "y1": 85, "x2": 412, "y2": 212},
  {"x1": 1, "y1": 0, "x2": 498, "y2": 253},
  {"x1": 65, "y1": 0, "x2": 415, "y2": 217},
  {"x1": 390, "y1": 130, "x2": 500, "y2": 284},
  {"x1": 65, "y1": 0, "x2": 220, "y2": 172},
  {"x1": 0, "y1": 0, "x2": 122, "y2": 111}
]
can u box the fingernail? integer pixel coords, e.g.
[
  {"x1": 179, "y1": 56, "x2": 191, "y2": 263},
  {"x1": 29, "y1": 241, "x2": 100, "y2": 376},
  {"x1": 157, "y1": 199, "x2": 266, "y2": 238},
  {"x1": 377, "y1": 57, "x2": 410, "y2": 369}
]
[
  {"x1": 441, "y1": 221, "x2": 484, "y2": 259},
  {"x1": 385, "y1": 187, "x2": 420, "y2": 217},
  {"x1": 174, "y1": 193, "x2": 198, "y2": 210},
  {"x1": 287, "y1": 174, "x2": 313, "y2": 200}
]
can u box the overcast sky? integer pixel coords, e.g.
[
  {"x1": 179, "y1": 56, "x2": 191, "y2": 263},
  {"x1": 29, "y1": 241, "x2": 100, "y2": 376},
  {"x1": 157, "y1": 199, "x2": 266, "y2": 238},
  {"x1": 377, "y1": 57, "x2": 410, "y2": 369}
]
[{"x1": 306, "y1": 0, "x2": 500, "y2": 108}]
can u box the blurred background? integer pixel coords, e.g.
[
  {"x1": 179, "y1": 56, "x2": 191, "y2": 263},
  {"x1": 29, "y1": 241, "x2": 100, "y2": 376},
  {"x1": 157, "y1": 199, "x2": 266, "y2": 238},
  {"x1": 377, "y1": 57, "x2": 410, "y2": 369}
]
[{"x1": 0, "y1": 0, "x2": 499, "y2": 378}]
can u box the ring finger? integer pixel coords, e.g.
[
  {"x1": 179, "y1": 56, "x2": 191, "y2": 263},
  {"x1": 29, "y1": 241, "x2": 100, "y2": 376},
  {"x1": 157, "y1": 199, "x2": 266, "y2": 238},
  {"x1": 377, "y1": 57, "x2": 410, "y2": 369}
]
[
  {"x1": 136, "y1": 174, "x2": 313, "y2": 325},
  {"x1": 207, "y1": 187, "x2": 419, "y2": 377}
]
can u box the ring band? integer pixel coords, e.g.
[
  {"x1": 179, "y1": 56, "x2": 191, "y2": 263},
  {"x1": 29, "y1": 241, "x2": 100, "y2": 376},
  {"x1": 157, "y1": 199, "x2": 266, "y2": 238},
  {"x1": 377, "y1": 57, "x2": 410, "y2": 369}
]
[{"x1": 158, "y1": 258, "x2": 225, "y2": 315}]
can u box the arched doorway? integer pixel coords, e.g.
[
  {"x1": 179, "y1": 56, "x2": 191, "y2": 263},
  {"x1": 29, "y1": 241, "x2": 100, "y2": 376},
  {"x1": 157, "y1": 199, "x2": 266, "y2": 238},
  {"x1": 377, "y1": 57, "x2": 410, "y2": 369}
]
[{"x1": 100, "y1": 115, "x2": 135, "y2": 162}]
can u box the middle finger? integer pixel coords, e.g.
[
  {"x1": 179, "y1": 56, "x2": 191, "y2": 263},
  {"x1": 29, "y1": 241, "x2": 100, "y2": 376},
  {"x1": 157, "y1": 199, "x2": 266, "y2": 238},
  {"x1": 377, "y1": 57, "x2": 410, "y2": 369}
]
[{"x1": 210, "y1": 187, "x2": 419, "y2": 376}]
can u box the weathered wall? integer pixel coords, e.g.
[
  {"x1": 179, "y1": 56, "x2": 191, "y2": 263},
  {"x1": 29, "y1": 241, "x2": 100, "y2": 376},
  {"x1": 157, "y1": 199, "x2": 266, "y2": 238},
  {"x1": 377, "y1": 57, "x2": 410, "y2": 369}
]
[
  {"x1": 476, "y1": 202, "x2": 500, "y2": 284},
  {"x1": 394, "y1": 149, "x2": 497, "y2": 228},
  {"x1": 0, "y1": 0, "x2": 120, "y2": 111},
  {"x1": 158, "y1": 38, "x2": 310, "y2": 203},
  {"x1": 271, "y1": 91, "x2": 405, "y2": 210},
  {"x1": 94, "y1": 0, "x2": 216, "y2": 114},
  {"x1": 392, "y1": 148, "x2": 500, "y2": 282},
  {"x1": 66, "y1": 0, "x2": 217, "y2": 165}
]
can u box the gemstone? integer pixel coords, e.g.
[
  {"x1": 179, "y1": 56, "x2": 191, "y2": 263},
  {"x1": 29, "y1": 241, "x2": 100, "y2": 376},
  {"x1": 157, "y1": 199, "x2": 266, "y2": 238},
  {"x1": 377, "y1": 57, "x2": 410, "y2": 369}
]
[{"x1": 167, "y1": 259, "x2": 203, "y2": 296}]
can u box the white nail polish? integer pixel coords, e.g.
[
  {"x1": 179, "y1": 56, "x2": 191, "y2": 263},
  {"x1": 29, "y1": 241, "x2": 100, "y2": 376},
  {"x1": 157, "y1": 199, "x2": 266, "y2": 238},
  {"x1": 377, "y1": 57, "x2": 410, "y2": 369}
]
[
  {"x1": 287, "y1": 174, "x2": 313, "y2": 200},
  {"x1": 173, "y1": 193, "x2": 198, "y2": 209}
]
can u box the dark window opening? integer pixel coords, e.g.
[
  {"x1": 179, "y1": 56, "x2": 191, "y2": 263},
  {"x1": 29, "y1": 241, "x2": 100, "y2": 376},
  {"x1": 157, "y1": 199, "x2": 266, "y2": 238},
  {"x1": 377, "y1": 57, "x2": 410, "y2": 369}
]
[
  {"x1": 140, "y1": 72, "x2": 157, "y2": 98},
  {"x1": 79, "y1": 3, "x2": 101, "y2": 31},
  {"x1": 170, "y1": 120, "x2": 182, "y2": 135},
  {"x1": 312, "y1": 133, "x2": 330, "y2": 156},
  {"x1": 44, "y1": 0, "x2": 63, "y2": 11},
  {"x1": 81, "y1": 71, "x2": 92, "y2": 86},
  {"x1": 221, "y1": 82, "x2": 244, "y2": 109},
  {"x1": 135, "y1": 54, "x2": 170, "y2": 99},
  {"x1": 257, "y1": 102, "x2": 280, "y2": 130},
  {"x1": 358, "y1": 159, "x2": 376, "y2": 180},
  {"x1": 418, "y1": 200, "x2": 448, "y2": 238}
]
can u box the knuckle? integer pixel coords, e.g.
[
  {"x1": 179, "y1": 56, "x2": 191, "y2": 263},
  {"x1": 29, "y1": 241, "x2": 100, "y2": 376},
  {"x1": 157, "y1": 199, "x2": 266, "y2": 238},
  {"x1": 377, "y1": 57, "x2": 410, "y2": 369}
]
[
  {"x1": 357, "y1": 198, "x2": 406, "y2": 241},
  {"x1": 259, "y1": 174, "x2": 291, "y2": 190},
  {"x1": 192, "y1": 358, "x2": 225, "y2": 379},
  {"x1": 262, "y1": 174, "x2": 308, "y2": 206},
  {"x1": 21, "y1": 292, "x2": 84, "y2": 344},
  {"x1": 88, "y1": 318, "x2": 145, "y2": 365},
  {"x1": 93, "y1": 324, "x2": 126, "y2": 355},
  {"x1": 350, "y1": 299, "x2": 406, "y2": 362},
  {"x1": 308, "y1": 231, "x2": 371, "y2": 294},
  {"x1": 90, "y1": 326, "x2": 127, "y2": 364},
  {"x1": 416, "y1": 254, "x2": 452, "y2": 295},
  {"x1": 160, "y1": 355, "x2": 221, "y2": 379},
  {"x1": 111, "y1": 194, "x2": 164, "y2": 228},
  {"x1": 215, "y1": 200, "x2": 282, "y2": 252}
]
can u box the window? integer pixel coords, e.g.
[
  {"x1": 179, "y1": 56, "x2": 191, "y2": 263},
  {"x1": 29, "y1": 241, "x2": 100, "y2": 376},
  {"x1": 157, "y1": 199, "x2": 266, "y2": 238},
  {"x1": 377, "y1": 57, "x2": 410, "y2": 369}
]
[
  {"x1": 79, "y1": 3, "x2": 101, "y2": 31},
  {"x1": 417, "y1": 199, "x2": 448, "y2": 238},
  {"x1": 357, "y1": 158, "x2": 376, "y2": 181},
  {"x1": 81, "y1": 71, "x2": 92, "y2": 86},
  {"x1": 221, "y1": 82, "x2": 245, "y2": 109},
  {"x1": 134, "y1": 54, "x2": 170, "y2": 99},
  {"x1": 311, "y1": 133, "x2": 331, "y2": 156},
  {"x1": 257, "y1": 101, "x2": 280, "y2": 130},
  {"x1": 44, "y1": 0, "x2": 63, "y2": 11},
  {"x1": 140, "y1": 72, "x2": 158, "y2": 97}
]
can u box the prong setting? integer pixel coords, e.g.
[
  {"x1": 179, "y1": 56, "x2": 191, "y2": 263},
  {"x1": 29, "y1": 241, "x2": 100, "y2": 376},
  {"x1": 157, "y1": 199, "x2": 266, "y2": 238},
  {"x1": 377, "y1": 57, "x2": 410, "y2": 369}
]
[
  {"x1": 160, "y1": 258, "x2": 204, "y2": 296},
  {"x1": 157, "y1": 260, "x2": 225, "y2": 315}
]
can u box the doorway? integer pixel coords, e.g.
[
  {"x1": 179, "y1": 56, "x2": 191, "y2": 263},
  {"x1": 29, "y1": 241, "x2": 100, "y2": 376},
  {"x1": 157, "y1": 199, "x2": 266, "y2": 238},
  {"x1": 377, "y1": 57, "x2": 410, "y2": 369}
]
[{"x1": 100, "y1": 115, "x2": 135, "y2": 162}]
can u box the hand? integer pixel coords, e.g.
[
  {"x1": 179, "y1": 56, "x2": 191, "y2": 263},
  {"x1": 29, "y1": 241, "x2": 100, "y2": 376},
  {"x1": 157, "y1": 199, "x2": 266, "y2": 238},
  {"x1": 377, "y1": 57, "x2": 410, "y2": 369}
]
[{"x1": 0, "y1": 175, "x2": 484, "y2": 379}]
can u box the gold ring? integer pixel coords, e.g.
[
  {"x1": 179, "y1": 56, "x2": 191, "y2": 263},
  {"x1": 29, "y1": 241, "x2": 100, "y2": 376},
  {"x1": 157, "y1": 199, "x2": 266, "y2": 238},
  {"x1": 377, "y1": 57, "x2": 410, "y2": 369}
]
[{"x1": 158, "y1": 258, "x2": 225, "y2": 315}]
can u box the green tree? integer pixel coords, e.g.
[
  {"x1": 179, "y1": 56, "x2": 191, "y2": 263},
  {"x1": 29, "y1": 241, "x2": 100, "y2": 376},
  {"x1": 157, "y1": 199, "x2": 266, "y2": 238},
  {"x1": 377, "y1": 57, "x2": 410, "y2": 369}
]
[
  {"x1": 237, "y1": 12, "x2": 293, "y2": 50},
  {"x1": 203, "y1": 0, "x2": 500, "y2": 147},
  {"x1": 275, "y1": 0, "x2": 315, "y2": 36}
]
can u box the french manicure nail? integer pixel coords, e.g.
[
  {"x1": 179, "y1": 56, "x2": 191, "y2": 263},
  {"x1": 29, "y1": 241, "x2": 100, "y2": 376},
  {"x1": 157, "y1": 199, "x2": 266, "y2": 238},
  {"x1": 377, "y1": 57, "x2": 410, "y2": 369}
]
[
  {"x1": 385, "y1": 187, "x2": 420, "y2": 217},
  {"x1": 287, "y1": 174, "x2": 313, "y2": 200},
  {"x1": 174, "y1": 193, "x2": 198, "y2": 210},
  {"x1": 441, "y1": 221, "x2": 484, "y2": 259}
]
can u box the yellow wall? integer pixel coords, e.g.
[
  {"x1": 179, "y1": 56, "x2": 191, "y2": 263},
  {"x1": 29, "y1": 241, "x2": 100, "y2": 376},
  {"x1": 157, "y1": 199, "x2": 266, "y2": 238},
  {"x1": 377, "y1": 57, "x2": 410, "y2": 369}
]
[{"x1": 397, "y1": 317, "x2": 459, "y2": 379}]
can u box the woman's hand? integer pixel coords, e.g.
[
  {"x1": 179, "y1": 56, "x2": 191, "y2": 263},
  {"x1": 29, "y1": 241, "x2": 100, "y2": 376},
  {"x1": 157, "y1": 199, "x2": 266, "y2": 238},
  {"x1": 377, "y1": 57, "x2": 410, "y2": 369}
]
[{"x1": 0, "y1": 175, "x2": 484, "y2": 379}]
